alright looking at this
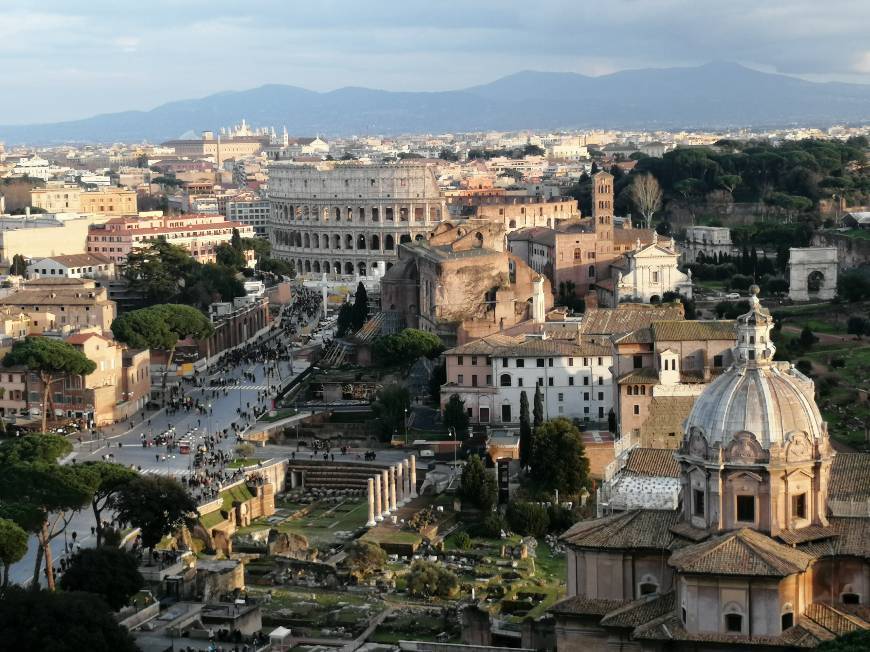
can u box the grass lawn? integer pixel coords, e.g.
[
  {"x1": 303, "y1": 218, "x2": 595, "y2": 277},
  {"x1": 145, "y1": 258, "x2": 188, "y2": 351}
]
[
  {"x1": 277, "y1": 500, "x2": 370, "y2": 543},
  {"x1": 361, "y1": 528, "x2": 424, "y2": 546},
  {"x1": 220, "y1": 484, "x2": 255, "y2": 511},
  {"x1": 200, "y1": 509, "x2": 227, "y2": 529},
  {"x1": 228, "y1": 457, "x2": 260, "y2": 468},
  {"x1": 258, "y1": 408, "x2": 298, "y2": 423}
]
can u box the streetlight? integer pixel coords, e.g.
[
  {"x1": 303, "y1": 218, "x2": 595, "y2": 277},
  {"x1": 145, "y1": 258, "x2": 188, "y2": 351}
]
[
  {"x1": 448, "y1": 427, "x2": 458, "y2": 475},
  {"x1": 404, "y1": 408, "x2": 409, "y2": 446}
]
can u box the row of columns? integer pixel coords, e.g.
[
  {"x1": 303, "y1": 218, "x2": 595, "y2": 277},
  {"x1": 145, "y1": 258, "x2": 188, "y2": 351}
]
[{"x1": 367, "y1": 455, "x2": 417, "y2": 527}]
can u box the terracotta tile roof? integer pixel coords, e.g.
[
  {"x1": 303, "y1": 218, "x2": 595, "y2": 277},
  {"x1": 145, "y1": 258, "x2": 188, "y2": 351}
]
[
  {"x1": 634, "y1": 613, "x2": 831, "y2": 647},
  {"x1": 776, "y1": 524, "x2": 838, "y2": 546},
  {"x1": 613, "y1": 327, "x2": 652, "y2": 344},
  {"x1": 580, "y1": 305, "x2": 684, "y2": 337},
  {"x1": 798, "y1": 517, "x2": 870, "y2": 559},
  {"x1": 669, "y1": 528, "x2": 814, "y2": 577},
  {"x1": 638, "y1": 397, "x2": 695, "y2": 446},
  {"x1": 804, "y1": 603, "x2": 870, "y2": 636},
  {"x1": 828, "y1": 453, "x2": 870, "y2": 502},
  {"x1": 651, "y1": 320, "x2": 735, "y2": 342},
  {"x1": 443, "y1": 334, "x2": 518, "y2": 355},
  {"x1": 31, "y1": 253, "x2": 112, "y2": 267},
  {"x1": 561, "y1": 509, "x2": 681, "y2": 551},
  {"x1": 623, "y1": 447, "x2": 680, "y2": 478},
  {"x1": 669, "y1": 521, "x2": 711, "y2": 542},
  {"x1": 616, "y1": 368, "x2": 659, "y2": 384},
  {"x1": 444, "y1": 334, "x2": 610, "y2": 358},
  {"x1": 599, "y1": 591, "x2": 676, "y2": 628},
  {"x1": 549, "y1": 595, "x2": 628, "y2": 617}
]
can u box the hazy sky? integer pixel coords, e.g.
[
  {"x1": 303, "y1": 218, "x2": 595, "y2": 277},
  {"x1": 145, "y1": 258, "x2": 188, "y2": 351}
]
[{"x1": 3, "y1": 0, "x2": 870, "y2": 124}]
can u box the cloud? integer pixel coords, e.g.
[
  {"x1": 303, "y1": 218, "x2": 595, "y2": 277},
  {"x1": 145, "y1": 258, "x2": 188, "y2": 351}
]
[{"x1": 0, "y1": 1, "x2": 868, "y2": 124}]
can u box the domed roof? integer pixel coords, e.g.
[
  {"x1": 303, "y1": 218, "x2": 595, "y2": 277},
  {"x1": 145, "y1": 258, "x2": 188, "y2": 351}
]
[
  {"x1": 683, "y1": 286, "x2": 825, "y2": 450},
  {"x1": 684, "y1": 362, "x2": 824, "y2": 449}
]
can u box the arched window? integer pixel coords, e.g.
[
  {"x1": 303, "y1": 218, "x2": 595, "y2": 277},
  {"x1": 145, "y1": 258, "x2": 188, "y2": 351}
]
[
  {"x1": 641, "y1": 385, "x2": 646, "y2": 395},
  {"x1": 842, "y1": 592, "x2": 861, "y2": 605},
  {"x1": 638, "y1": 577, "x2": 658, "y2": 596},
  {"x1": 627, "y1": 386, "x2": 633, "y2": 396},
  {"x1": 500, "y1": 374, "x2": 512, "y2": 387},
  {"x1": 385, "y1": 234, "x2": 395, "y2": 250},
  {"x1": 588, "y1": 265, "x2": 596, "y2": 278},
  {"x1": 781, "y1": 604, "x2": 794, "y2": 631},
  {"x1": 508, "y1": 219, "x2": 517, "y2": 228}
]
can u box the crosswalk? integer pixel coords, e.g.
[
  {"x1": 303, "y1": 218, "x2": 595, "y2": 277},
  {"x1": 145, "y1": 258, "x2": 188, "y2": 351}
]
[
  {"x1": 139, "y1": 466, "x2": 189, "y2": 477},
  {"x1": 202, "y1": 384, "x2": 273, "y2": 391}
]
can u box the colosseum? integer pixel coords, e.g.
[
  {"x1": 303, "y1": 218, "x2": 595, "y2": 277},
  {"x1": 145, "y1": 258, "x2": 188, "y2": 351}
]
[{"x1": 268, "y1": 162, "x2": 447, "y2": 277}]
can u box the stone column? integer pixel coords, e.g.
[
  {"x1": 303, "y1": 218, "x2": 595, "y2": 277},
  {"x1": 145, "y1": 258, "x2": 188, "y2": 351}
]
[
  {"x1": 374, "y1": 475, "x2": 383, "y2": 521},
  {"x1": 366, "y1": 478, "x2": 376, "y2": 527},
  {"x1": 410, "y1": 455, "x2": 418, "y2": 498},
  {"x1": 381, "y1": 470, "x2": 391, "y2": 516},
  {"x1": 403, "y1": 458, "x2": 411, "y2": 502},
  {"x1": 396, "y1": 462, "x2": 405, "y2": 506},
  {"x1": 389, "y1": 466, "x2": 398, "y2": 512}
]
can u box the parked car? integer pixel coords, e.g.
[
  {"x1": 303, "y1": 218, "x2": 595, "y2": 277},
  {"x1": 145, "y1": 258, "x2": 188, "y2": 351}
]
[{"x1": 726, "y1": 292, "x2": 741, "y2": 300}]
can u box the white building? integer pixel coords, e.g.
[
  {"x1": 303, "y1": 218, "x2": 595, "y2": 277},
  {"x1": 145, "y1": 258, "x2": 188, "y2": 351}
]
[
  {"x1": 227, "y1": 198, "x2": 271, "y2": 238},
  {"x1": 612, "y1": 236, "x2": 693, "y2": 305},
  {"x1": 681, "y1": 225, "x2": 735, "y2": 263},
  {"x1": 27, "y1": 253, "x2": 115, "y2": 280},
  {"x1": 11, "y1": 156, "x2": 54, "y2": 181},
  {"x1": 441, "y1": 333, "x2": 614, "y2": 426}
]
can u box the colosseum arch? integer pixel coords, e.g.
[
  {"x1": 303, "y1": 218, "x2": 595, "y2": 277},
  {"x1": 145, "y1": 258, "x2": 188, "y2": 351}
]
[
  {"x1": 346, "y1": 207, "x2": 354, "y2": 221},
  {"x1": 371, "y1": 234, "x2": 380, "y2": 250},
  {"x1": 345, "y1": 234, "x2": 353, "y2": 249},
  {"x1": 312, "y1": 234, "x2": 319, "y2": 249},
  {"x1": 358, "y1": 261, "x2": 367, "y2": 276},
  {"x1": 400, "y1": 234, "x2": 412, "y2": 244},
  {"x1": 333, "y1": 261, "x2": 342, "y2": 274},
  {"x1": 357, "y1": 234, "x2": 367, "y2": 250},
  {"x1": 304, "y1": 260, "x2": 311, "y2": 273},
  {"x1": 313, "y1": 261, "x2": 321, "y2": 273},
  {"x1": 415, "y1": 234, "x2": 425, "y2": 242},
  {"x1": 321, "y1": 234, "x2": 329, "y2": 249},
  {"x1": 344, "y1": 261, "x2": 354, "y2": 275},
  {"x1": 297, "y1": 259, "x2": 303, "y2": 273},
  {"x1": 358, "y1": 207, "x2": 365, "y2": 221},
  {"x1": 332, "y1": 234, "x2": 341, "y2": 249},
  {"x1": 385, "y1": 234, "x2": 395, "y2": 250},
  {"x1": 303, "y1": 233, "x2": 310, "y2": 248}
]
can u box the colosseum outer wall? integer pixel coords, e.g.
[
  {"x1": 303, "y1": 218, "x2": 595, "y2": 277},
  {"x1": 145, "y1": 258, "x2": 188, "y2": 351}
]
[{"x1": 268, "y1": 162, "x2": 447, "y2": 278}]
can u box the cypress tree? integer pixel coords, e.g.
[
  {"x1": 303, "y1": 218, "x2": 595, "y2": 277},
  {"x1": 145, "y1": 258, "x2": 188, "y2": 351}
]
[
  {"x1": 519, "y1": 391, "x2": 532, "y2": 467},
  {"x1": 533, "y1": 385, "x2": 544, "y2": 429}
]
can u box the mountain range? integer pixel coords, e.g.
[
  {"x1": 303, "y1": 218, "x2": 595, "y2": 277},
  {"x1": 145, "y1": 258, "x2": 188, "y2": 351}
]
[{"x1": 2, "y1": 62, "x2": 870, "y2": 144}]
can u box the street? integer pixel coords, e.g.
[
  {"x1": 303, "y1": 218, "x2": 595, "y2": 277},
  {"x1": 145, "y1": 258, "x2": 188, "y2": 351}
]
[{"x1": 9, "y1": 292, "x2": 323, "y2": 587}]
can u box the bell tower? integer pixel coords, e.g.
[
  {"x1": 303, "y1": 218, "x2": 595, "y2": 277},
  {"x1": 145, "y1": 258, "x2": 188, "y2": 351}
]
[{"x1": 591, "y1": 171, "x2": 614, "y2": 241}]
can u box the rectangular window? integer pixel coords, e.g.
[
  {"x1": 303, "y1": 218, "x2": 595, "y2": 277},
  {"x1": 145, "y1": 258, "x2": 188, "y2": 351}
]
[
  {"x1": 598, "y1": 357, "x2": 603, "y2": 366},
  {"x1": 458, "y1": 374, "x2": 464, "y2": 384},
  {"x1": 714, "y1": 354, "x2": 723, "y2": 368},
  {"x1": 501, "y1": 404, "x2": 511, "y2": 422},
  {"x1": 486, "y1": 375, "x2": 492, "y2": 386},
  {"x1": 503, "y1": 358, "x2": 509, "y2": 366},
  {"x1": 558, "y1": 393, "x2": 564, "y2": 402},
  {"x1": 518, "y1": 378, "x2": 523, "y2": 387},
  {"x1": 568, "y1": 377, "x2": 574, "y2": 386},
  {"x1": 598, "y1": 406, "x2": 604, "y2": 418},
  {"x1": 471, "y1": 356, "x2": 478, "y2": 365},
  {"x1": 536, "y1": 358, "x2": 544, "y2": 368},
  {"x1": 548, "y1": 358, "x2": 553, "y2": 367},
  {"x1": 568, "y1": 357, "x2": 573, "y2": 366},
  {"x1": 471, "y1": 375, "x2": 478, "y2": 387},
  {"x1": 633, "y1": 405, "x2": 640, "y2": 415},
  {"x1": 736, "y1": 495, "x2": 756, "y2": 523},
  {"x1": 457, "y1": 356, "x2": 464, "y2": 365},
  {"x1": 583, "y1": 376, "x2": 589, "y2": 386},
  {"x1": 792, "y1": 493, "x2": 807, "y2": 520},
  {"x1": 583, "y1": 392, "x2": 589, "y2": 401},
  {"x1": 547, "y1": 377, "x2": 554, "y2": 386},
  {"x1": 598, "y1": 392, "x2": 603, "y2": 400},
  {"x1": 652, "y1": 271, "x2": 659, "y2": 283},
  {"x1": 633, "y1": 355, "x2": 643, "y2": 369},
  {"x1": 538, "y1": 377, "x2": 544, "y2": 386},
  {"x1": 516, "y1": 359, "x2": 524, "y2": 368},
  {"x1": 479, "y1": 407, "x2": 490, "y2": 423},
  {"x1": 693, "y1": 489, "x2": 705, "y2": 517}
]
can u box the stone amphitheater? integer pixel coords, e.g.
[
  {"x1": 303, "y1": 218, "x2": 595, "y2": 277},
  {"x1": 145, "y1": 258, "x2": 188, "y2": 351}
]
[{"x1": 268, "y1": 162, "x2": 447, "y2": 278}]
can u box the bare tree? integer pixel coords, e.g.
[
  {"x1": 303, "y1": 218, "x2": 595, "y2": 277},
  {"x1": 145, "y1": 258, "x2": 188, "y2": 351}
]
[{"x1": 630, "y1": 173, "x2": 663, "y2": 228}]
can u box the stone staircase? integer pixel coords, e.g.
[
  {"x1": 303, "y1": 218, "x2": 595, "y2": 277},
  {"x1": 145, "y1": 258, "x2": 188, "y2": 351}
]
[{"x1": 287, "y1": 459, "x2": 388, "y2": 490}]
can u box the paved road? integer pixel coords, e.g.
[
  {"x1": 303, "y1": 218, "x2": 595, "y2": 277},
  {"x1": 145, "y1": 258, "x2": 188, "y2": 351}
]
[{"x1": 9, "y1": 302, "x2": 321, "y2": 587}]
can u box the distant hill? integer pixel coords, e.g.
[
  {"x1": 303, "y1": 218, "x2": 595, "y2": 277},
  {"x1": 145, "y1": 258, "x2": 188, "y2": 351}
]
[{"x1": 2, "y1": 62, "x2": 869, "y2": 144}]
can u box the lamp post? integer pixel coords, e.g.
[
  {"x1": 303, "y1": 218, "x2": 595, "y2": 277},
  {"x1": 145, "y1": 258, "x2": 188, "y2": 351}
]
[
  {"x1": 448, "y1": 427, "x2": 458, "y2": 476},
  {"x1": 404, "y1": 408, "x2": 409, "y2": 446}
]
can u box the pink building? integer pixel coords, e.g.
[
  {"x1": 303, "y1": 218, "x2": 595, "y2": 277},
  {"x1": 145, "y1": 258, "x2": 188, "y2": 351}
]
[{"x1": 86, "y1": 213, "x2": 255, "y2": 265}]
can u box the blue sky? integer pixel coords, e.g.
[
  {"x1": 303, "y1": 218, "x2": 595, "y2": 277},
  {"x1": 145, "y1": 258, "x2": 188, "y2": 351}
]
[{"x1": 2, "y1": 0, "x2": 870, "y2": 124}]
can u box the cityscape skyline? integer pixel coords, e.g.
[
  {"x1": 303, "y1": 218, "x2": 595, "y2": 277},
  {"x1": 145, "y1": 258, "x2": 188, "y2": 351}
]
[{"x1": 3, "y1": 0, "x2": 870, "y2": 124}]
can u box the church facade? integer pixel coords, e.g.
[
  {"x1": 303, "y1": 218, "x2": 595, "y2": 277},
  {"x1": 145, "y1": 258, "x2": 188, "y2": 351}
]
[{"x1": 552, "y1": 287, "x2": 870, "y2": 650}]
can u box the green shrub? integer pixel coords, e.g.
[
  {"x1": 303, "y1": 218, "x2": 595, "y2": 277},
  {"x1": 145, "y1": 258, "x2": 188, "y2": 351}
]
[
  {"x1": 453, "y1": 531, "x2": 472, "y2": 550},
  {"x1": 506, "y1": 501, "x2": 550, "y2": 538}
]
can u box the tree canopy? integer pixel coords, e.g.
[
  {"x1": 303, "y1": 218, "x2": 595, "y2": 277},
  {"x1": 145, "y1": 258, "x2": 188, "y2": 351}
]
[
  {"x1": 0, "y1": 587, "x2": 138, "y2": 652},
  {"x1": 3, "y1": 338, "x2": 96, "y2": 431},
  {"x1": 0, "y1": 517, "x2": 27, "y2": 588},
  {"x1": 371, "y1": 383, "x2": 411, "y2": 440},
  {"x1": 443, "y1": 393, "x2": 470, "y2": 435},
  {"x1": 529, "y1": 418, "x2": 590, "y2": 495},
  {"x1": 344, "y1": 541, "x2": 387, "y2": 582},
  {"x1": 59, "y1": 548, "x2": 144, "y2": 610},
  {"x1": 111, "y1": 475, "x2": 198, "y2": 554},
  {"x1": 458, "y1": 455, "x2": 496, "y2": 510},
  {"x1": 406, "y1": 560, "x2": 459, "y2": 598},
  {"x1": 372, "y1": 328, "x2": 443, "y2": 366}
]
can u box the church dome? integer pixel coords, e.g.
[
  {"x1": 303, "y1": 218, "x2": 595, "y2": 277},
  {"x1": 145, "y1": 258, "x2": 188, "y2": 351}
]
[{"x1": 683, "y1": 286, "x2": 825, "y2": 451}]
